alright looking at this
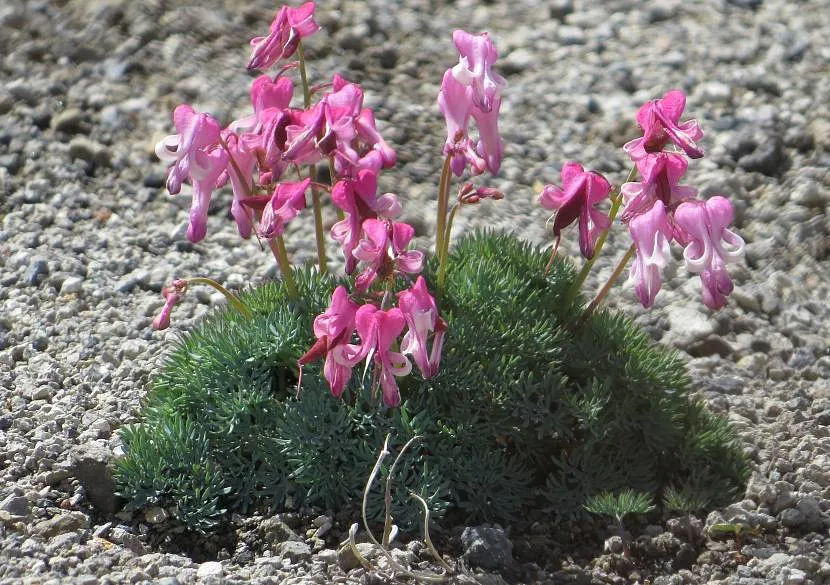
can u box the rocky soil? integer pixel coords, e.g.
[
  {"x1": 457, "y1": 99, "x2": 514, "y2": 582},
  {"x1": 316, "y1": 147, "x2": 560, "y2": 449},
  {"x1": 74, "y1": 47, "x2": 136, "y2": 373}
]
[{"x1": 1, "y1": 0, "x2": 829, "y2": 583}]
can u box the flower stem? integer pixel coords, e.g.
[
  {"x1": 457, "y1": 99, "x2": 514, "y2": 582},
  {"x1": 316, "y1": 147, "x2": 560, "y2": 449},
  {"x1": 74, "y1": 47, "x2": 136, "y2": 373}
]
[
  {"x1": 437, "y1": 203, "x2": 460, "y2": 289},
  {"x1": 435, "y1": 154, "x2": 453, "y2": 279},
  {"x1": 579, "y1": 242, "x2": 636, "y2": 325},
  {"x1": 297, "y1": 40, "x2": 327, "y2": 273},
  {"x1": 269, "y1": 236, "x2": 299, "y2": 300},
  {"x1": 186, "y1": 277, "x2": 252, "y2": 319},
  {"x1": 297, "y1": 40, "x2": 312, "y2": 109},
  {"x1": 564, "y1": 164, "x2": 638, "y2": 306}
]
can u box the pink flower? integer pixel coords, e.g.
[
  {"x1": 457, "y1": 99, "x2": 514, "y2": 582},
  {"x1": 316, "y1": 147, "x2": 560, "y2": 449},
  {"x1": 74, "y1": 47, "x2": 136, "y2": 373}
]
[
  {"x1": 155, "y1": 105, "x2": 228, "y2": 242},
  {"x1": 247, "y1": 2, "x2": 320, "y2": 71},
  {"x1": 624, "y1": 89, "x2": 704, "y2": 161},
  {"x1": 341, "y1": 305, "x2": 411, "y2": 407},
  {"x1": 299, "y1": 286, "x2": 359, "y2": 397},
  {"x1": 437, "y1": 30, "x2": 506, "y2": 177},
  {"x1": 451, "y1": 30, "x2": 506, "y2": 114},
  {"x1": 230, "y1": 75, "x2": 295, "y2": 135},
  {"x1": 220, "y1": 131, "x2": 257, "y2": 238},
  {"x1": 330, "y1": 170, "x2": 381, "y2": 274},
  {"x1": 257, "y1": 179, "x2": 309, "y2": 240},
  {"x1": 674, "y1": 196, "x2": 745, "y2": 309},
  {"x1": 354, "y1": 219, "x2": 424, "y2": 292},
  {"x1": 398, "y1": 276, "x2": 446, "y2": 379},
  {"x1": 282, "y1": 102, "x2": 325, "y2": 165},
  {"x1": 187, "y1": 147, "x2": 229, "y2": 242},
  {"x1": 620, "y1": 151, "x2": 697, "y2": 225},
  {"x1": 627, "y1": 201, "x2": 673, "y2": 308},
  {"x1": 153, "y1": 279, "x2": 188, "y2": 330},
  {"x1": 539, "y1": 162, "x2": 612, "y2": 259}
]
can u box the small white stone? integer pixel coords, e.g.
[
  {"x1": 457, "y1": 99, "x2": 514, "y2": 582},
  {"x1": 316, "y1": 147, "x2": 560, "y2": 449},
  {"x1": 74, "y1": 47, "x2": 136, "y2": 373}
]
[
  {"x1": 197, "y1": 561, "x2": 223, "y2": 580},
  {"x1": 60, "y1": 276, "x2": 84, "y2": 294}
]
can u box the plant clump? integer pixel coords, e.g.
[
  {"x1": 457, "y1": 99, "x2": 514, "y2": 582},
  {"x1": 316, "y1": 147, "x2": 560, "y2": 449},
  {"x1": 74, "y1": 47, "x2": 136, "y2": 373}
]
[{"x1": 116, "y1": 232, "x2": 749, "y2": 531}]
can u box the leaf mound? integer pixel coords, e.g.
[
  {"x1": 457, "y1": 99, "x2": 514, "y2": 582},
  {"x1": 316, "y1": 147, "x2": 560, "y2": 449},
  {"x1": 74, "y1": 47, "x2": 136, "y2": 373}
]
[{"x1": 116, "y1": 232, "x2": 749, "y2": 531}]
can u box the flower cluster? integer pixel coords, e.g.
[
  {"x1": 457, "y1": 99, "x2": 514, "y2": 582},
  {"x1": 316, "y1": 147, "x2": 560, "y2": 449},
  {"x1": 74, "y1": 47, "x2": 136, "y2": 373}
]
[
  {"x1": 152, "y1": 1, "x2": 747, "y2": 411},
  {"x1": 153, "y1": 2, "x2": 448, "y2": 407},
  {"x1": 540, "y1": 90, "x2": 745, "y2": 310}
]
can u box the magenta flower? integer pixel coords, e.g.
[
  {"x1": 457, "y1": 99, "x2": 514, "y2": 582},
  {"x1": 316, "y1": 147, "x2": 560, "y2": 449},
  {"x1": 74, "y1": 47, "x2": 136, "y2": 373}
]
[
  {"x1": 627, "y1": 201, "x2": 673, "y2": 308},
  {"x1": 257, "y1": 178, "x2": 309, "y2": 240},
  {"x1": 155, "y1": 104, "x2": 222, "y2": 195},
  {"x1": 398, "y1": 276, "x2": 446, "y2": 379},
  {"x1": 299, "y1": 286, "x2": 359, "y2": 398},
  {"x1": 155, "y1": 105, "x2": 228, "y2": 242},
  {"x1": 282, "y1": 102, "x2": 325, "y2": 165},
  {"x1": 341, "y1": 305, "x2": 411, "y2": 407},
  {"x1": 437, "y1": 30, "x2": 506, "y2": 177},
  {"x1": 188, "y1": 147, "x2": 229, "y2": 242},
  {"x1": 330, "y1": 169, "x2": 380, "y2": 274},
  {"x1": 620, "y1": 151, "x2": 698, "y2": 224},
  {"x1": 152, "y1": 279, "x2": 188, "y2": 330},
  {"x1": 674, "y1": 196, "x2": 745, "y2": 309},
  {"x1": 539, "y1": 162, "x2": 612, "y2": 259},
  {"x1": 354, "y1": 219, "x2": 424, "y2": 292},
  {"x1": 247, "y1": 2, "x2": 320, "y2": 71},
  {"x1": 221, "y1": 131, "x2": 257, "y2": 239},
  {"x1": 624, "y1": 90, "x2": 704, "y2": 161},
  {"x1": 451, "y1": 30, "x2": 506, "y2": 114},
  {"x1": 230, "y1": 75, "x2": 294, "y2": 135}
]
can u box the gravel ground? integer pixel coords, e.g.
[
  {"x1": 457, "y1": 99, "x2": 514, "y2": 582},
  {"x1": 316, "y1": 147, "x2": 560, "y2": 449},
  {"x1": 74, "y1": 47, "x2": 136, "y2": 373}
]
[{"x1": 1, "y1": 0, "x2": 829, "y2": 583}]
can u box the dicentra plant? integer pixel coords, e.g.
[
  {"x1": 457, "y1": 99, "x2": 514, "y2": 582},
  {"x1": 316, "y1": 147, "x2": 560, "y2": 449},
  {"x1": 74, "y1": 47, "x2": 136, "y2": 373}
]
[{"x1": 116, "y1": 2, "x2": 750, "y2": 535}]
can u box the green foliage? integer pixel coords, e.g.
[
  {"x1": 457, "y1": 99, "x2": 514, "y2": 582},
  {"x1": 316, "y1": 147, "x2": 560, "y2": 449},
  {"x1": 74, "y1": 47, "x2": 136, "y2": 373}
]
[
  {"x1": 585, "y1": 489, "x2": 653, "y2": 522},
  {"x1": 116, "y1": 232, "x2": 749, "y2": 532}
]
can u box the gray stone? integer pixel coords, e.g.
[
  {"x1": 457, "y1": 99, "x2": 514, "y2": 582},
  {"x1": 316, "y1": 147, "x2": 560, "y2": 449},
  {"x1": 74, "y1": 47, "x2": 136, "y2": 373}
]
[
  {"x1": 52, "y1": 108, "x2": 89, "y2": 134},
  {"x1": 461, "y1": 526, "x2": 514, "y2": 571},
  {"x1": 0, "y1": 494, "x2": 30, "y2": 518},
  {"x1": 196, "y1": 561, "x2": 223, "y2": 580},
  {"x1": 69, "y1": 441, "x2": 120, "y2": 514},
  {"x1": 277, "y1": 540, "x2": 312, "y2": 563},
  {"x1": 32, "y1": 512, "x2": 87, "y2": 537},
  {"x1": 260, "y1": 515, "x2": 303, "y2": 545},
  {"x1": 69, "y1": 137, "x2": 111, "y2": 167}
]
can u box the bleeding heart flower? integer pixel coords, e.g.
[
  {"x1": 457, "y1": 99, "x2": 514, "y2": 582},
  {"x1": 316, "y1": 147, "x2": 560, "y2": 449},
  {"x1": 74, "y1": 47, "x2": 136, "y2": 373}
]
[
  {"x1": 674, "y1": 196, "x2": 745, "y2": 309},
  {"x1": 258, "y1": 179, "x2": 309, "y2": 240},
  {"x1": 624, "y1": 89, "x2": 704, "y2": 161},
  {"x1": 247, "y1": 2, "x2": 320, "y2": 71},
  {"x1": 539, "y1": 162, "x2": 612, "y2": 259},
  {"x1": 627, "y1": 201, "x2": 673, "y2": 308},
  {"x1": 398, "y1": 276, "x2": 446, "y2": 379}
]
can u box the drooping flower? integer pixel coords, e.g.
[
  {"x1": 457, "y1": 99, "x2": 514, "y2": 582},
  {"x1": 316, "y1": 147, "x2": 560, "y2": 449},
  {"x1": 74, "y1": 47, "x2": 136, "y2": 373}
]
[
  {"x1": 539, "y1": 162, "x2": 612, "y2": 259},
  {"x1": 220, "y1": 131, "x2": 258, "y2": 238},
  {"x1": 187, "y1": 147, "x2": 229, "y2": 242},
  {"x1": 674, "y1": 196, "x2": 745, "y2": 309},
  {"x1": 620, "y1": 151, "x2": 698, "y2": 224},
  {"x1": 437, "y1": 30, "x2": 506, "y2": 176},
  {"x1": 155, "y1": 105, "x2": 228, "y2": 242},
  {"x1": 624, "y1": 89, "x2": 704, "y2": 161},
  {"x1": 299, "y1": 286, "x2": 360, "y2": 397},
  {"x1": 155, "y1": 104, "x2": 223, "y2": 196},
  {"x1": 230, "y1": 75, "x2": 295, "y2": 135},
  {"x1": 451, "y1": 30, "x2": 506, "y2": 114},
  {"x1": 340, "y1": 305, "x2": 411, "y2": 407},
  {"x1": 257, "y1": 178, "x2": 309, "y2": 240},
  {"x1": 398, "y1": 276, "x2": 446, "y2": 379},
  {"x1": 353, "y1": 219, "x2": 424, "y2": 292},
  {"x1": 152, "y1": 279, "x2": 189, "y2": 330},
  {"x1": 247, "y1": 2, "x2": 320, "y2": 71},
  {"x1": 330, "y1": 169, "x2": 381, "y2": 274},
  {"x1": 627, "y1": 201, "x2": 673, "y2": 308}
]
